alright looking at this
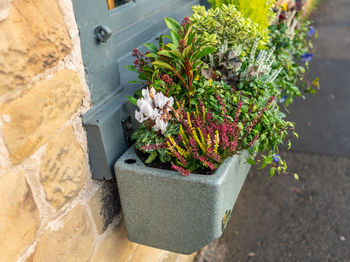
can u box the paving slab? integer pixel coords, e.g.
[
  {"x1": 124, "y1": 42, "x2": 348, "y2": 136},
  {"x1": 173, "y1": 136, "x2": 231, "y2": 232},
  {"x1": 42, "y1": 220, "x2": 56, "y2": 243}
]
[
  {"x1": 288, "y1": 0, "x2": 350, "y2": 157},
  {"x1": 196, "y1": 152, "x2": 350, "y2": 262}
]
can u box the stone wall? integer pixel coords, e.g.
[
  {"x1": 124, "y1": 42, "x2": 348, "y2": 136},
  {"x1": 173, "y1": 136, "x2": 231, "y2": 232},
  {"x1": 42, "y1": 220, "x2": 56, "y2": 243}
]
[{"x1": 0, "y1": 0, "x2": 196, "y2": 261}]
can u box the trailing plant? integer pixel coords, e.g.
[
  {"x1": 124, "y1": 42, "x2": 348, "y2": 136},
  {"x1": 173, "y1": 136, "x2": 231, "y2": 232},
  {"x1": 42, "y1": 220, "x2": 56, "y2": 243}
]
[{"x1": 268, "y1": 3, "x2": 319, "y2": 106}]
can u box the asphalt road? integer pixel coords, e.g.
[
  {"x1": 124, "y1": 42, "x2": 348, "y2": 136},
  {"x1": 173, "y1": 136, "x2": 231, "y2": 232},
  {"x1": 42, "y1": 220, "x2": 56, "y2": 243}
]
[{"x1": 195, "y1": 0, "x2": 350, "y2": 261}]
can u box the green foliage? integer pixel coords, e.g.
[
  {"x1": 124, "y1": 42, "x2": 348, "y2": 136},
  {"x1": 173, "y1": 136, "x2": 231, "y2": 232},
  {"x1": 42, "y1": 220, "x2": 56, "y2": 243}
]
[
  {"x1": 190, "y1": 5, "x2": 270, "y2": 50},
  {"x1": 191, "y1": 39, "x2": 295, "y2": 174},
  {"x1": 269, "y1": 8, "x2": 319, "y2": 106},
  {"x1": 208, "y1": 0, "x2": 276, "y2": 33},
  {"x1": 127, "y1": 2, "x2": 318, "y2": 178},
  {"x1": 128, "y1": 17, "x2": 216, "y2": 103},
  {"x1": 132, "y1": 122, "x2": 179, "y2": 163}
]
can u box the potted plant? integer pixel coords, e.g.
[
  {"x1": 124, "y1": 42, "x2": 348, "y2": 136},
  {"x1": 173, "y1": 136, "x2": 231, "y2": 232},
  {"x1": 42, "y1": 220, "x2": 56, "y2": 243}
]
[{"x1": 114, "y1": 1, "x2": 318, "y2": 254}]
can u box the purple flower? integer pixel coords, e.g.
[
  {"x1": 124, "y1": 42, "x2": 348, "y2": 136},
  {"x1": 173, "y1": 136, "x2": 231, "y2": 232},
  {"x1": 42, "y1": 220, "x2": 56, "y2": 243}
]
[
  {"x1": 273, "y1": 154, "x2": 280, "y2": 163},
  {"x1": 279, "y1": 95, "x2": 289, "y2": 103},
  {"x1": 301, "y1": 53, "x2": 313, "y2": 63},
  {"x1": 307, "y1": 26, "x2": 315, "y2": 37}
]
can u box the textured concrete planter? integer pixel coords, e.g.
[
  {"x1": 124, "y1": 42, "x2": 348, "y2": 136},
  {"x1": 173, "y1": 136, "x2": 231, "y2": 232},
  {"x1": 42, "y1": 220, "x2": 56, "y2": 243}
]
[{"x1": 114, "y1": 146, "x2": 251, "y2": 254}]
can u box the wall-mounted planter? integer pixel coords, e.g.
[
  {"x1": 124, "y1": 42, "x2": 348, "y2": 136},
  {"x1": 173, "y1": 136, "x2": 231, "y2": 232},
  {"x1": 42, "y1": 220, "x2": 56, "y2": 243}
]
[{"x1": 114, "y1": 146, "x2": 251, "y2": 254}]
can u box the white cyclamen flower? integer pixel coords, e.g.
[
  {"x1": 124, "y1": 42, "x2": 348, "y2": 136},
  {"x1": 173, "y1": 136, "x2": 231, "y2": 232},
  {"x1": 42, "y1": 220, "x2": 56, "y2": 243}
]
[
  {"x1": 140, "y1": 102, "x2": 158, "y2": 120},
  {"x1": 135, "y1": 110, "x2": 146, "y2": 123},
  {"x1": 154, "y1": 117, "x2": 168, "y2": 134},
  {"x1": 134, "y1": 87, "x2": 175, "y2": 134},
  {"x1": 141, "y1": 87, "x2": 155, "y2": 104},
  {"x1": 154, "y1": 92, "x2": 168, "y2": 109},
  {"x1": 168, "y1": 96, "x2": 174, "y2": 107}
]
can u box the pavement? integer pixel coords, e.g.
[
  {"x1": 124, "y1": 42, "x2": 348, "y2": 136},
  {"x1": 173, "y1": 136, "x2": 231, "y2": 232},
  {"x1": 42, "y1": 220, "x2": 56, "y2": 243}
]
[{"x1": 195, "y1": 0, "x2": 350, "y2": 261}]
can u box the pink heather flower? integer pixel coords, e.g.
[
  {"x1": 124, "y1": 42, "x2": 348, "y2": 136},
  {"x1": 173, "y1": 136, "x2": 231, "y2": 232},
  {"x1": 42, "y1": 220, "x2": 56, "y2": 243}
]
[
  {"x1": 199, "y1": 156, "x2": 215, "y2": 171},
  {"x1": 229, "y1": 141, "x2": 238, "y2": 152},
  {"x1": 140, "y1": 143, "x2": 167, "y2": 152},
  {"x1": 235, "y1": 102, "x2": 243, "y2": 122},
  {"x1": 174, "y1": 151, "x2": 188, "y2": 166},
  {"x1": 206, "y1": 148, "x2": 221, "y2": 163},
  {"x1": 248, "y1": 134, "x2": 259, "y2": 147},
  {"x1": 216, "y1": 95, "x2": 228, "y2": 114},
  {"x1": 171, "y1": 164, "x2": 190, "y2": 176},
  {"x1": 219, "y1": 125, "x2": 229, "y2": 149}
]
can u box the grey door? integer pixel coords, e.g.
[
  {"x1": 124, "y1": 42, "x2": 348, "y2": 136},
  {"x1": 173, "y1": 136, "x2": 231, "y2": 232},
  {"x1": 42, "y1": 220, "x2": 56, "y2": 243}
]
[{"x1": 72, "y1": 0, "x2": 203, "y2": 179}]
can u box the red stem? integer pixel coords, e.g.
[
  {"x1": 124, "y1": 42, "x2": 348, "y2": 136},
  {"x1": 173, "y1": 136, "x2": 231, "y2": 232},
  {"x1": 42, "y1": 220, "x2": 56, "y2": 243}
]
[{"x1": 171, "y1": 65, "x2": 189, "y2": 90}]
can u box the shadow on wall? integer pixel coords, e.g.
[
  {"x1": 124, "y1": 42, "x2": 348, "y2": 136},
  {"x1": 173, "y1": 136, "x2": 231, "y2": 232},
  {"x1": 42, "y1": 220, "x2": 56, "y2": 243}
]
[{"x1": 100, "y1": 180, "x2": 121, "y2": 231}]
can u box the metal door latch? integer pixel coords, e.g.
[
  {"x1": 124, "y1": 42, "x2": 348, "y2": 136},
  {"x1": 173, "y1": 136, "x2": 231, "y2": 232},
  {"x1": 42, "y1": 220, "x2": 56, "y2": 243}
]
[
  {"x1": 121, "y1": 116, "x2": 133, "y2": 147},
  {"x1": 94, "y1": 25, "x2": 112, "y2": 44}
]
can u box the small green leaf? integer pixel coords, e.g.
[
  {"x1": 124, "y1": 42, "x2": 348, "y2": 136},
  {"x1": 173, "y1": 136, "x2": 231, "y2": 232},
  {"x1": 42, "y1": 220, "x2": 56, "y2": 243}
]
[
  {"x1": 183, "y1": 24, "x2": 193, "y2": 42},
  {"x1": 128, "y1": 80, "x2": 145, "y2": 84},
  {"x1": 269, "y1": 167, "x2": 276, "y2": 177},
  {"x1": 196, "y1": 46, "x2": 216, "y2": 60},
  {"x1": 127, "y1": 96, "x2": 138, "y2": 106},
  {"x1": 241, "y1": 105, "x2": 249, "y2": 113},
  {"x1": 145, "y1": 53, "x2": 159, "y2": 58},
  {"x1": 288, "y1": 140, "x2": 291, "y2": 150},
  {"x1": 151, "y1": 61, "x2": 173, "y2": 70},
  {"x1": 170, "y1": 31, "x2": 181, "y2": 46},
  {"x1": 157, "y1": 50, "x2": 177, "y2": 59},
  {"x1": 143, "y1": 43, "x2": 158, "y2": 53},
  {"x1": 125, "y1": 65, "x2": 139, "y2": 73},
  {"x1": 293, "y1": 132, "x2": 299, "y2": 139},
  {"x1": 145, "y1": 151, "x2": 158, "y2": 164},
  {"x1": 168, "y1": 50, "x2": 183, "y2": 60},
  {"x1": 187, "y1": 31, "x2": 196, "y2": 45},
  {"x1": 138, "y1": 73, "x2": 149, "y2": 81},
  {"x1": 167, "y1": 43, "x2": 178, "y2": 51},
  {"x1": 134, "y1": 89, "x2": 142, "y2": 96},
  {"x1": 182, "y1": 46, "x2": 192, "y2": 58},
  {"x1": 259, "y1": 162, "x2": 267, "y2": 169},
  {"x1": 164, "y1": 17, "x2": 183, "y2": 34},
  {"x1": 294, "y1": 173, "x2": 299, "y2": 180},
  {"x1": 246, "y1": 157, "x2": 256, "y2": 165}
]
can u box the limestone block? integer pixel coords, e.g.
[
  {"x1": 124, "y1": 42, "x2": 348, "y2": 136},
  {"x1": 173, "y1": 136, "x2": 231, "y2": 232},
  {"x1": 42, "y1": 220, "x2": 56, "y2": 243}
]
[
  {"x1": 0, "y1": 0, "x2": 72, "y2": 96},
  {"x1": 88, "y1": 181, "x2": 120, "y2": 234},
  {"x1": 178, "y1": 253, "x2": 197, "y2": 262},
  {"x1": 0, "y1": 170, "x2": 40, "y2": 262},
  {"x1": 0, "y1": 0, "x2": 11, "y2": 21},
  {"x1": 130, "y1": 245, "x2": 196, "y2": 262},
  {"x1": 32, "y1": 204, "x2": 94, "y2": 262},
  {"x1": 91, "y1": 221, "x2": 197, "y2": 262},
  {"x1": 40, "y1": 125, "x2": 86, "y2": 209},
  {"x1": 130, "y1": 245, "x2": 171, "y2": 262},
  {"x1": 92, "y1": 223, "x2": 137, "y2": 262},
  {"x1": 0, "y1": 68, "x2": 83, "y2": 164}
]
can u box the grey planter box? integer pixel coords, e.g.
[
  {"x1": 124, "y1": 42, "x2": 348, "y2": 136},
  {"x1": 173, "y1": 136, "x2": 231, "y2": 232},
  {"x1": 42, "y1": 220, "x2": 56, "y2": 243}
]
[{"x1": 114, "y1": 146, "x2": 251, "y2": 254}]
